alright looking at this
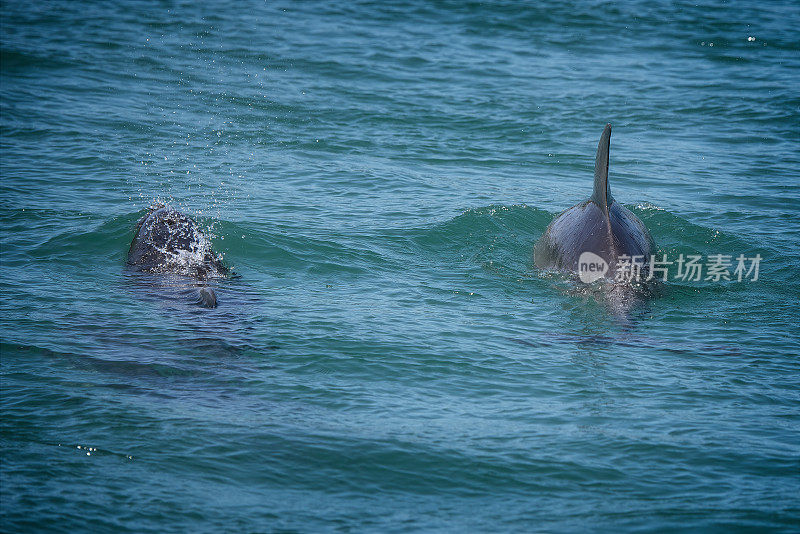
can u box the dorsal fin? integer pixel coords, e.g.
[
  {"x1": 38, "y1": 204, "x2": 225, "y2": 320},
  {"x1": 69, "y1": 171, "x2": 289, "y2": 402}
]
[{"x1": 590, "y1": 123, "x2": 614, "y2": 215}]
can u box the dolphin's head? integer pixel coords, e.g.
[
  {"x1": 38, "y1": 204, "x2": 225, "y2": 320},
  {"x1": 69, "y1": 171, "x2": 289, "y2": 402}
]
[{"x1": 127, "y1": 206, "x2": 228, "y2": 279}]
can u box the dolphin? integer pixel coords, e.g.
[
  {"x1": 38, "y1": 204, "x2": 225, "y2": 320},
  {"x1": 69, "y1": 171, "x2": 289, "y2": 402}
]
[
  {"x1": 534, "y1": 124, "x2": 655, "y2": 283},
  {"x1": 127, "y1": 206, "x2": 228, "y2": 308}
]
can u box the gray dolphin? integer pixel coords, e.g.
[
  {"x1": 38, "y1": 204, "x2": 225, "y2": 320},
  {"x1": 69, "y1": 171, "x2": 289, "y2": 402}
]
[
  {"x1": 534, "y1": 124, "x2": 655, "y2": 281},
  {"x1": 127, "y1": 206, "x2": 228, "y2": 307}
]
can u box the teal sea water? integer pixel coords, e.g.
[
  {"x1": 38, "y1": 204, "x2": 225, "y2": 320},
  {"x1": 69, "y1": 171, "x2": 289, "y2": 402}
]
[{"x1": 2, "y1": 1, "x2": 799, "y2": 531}]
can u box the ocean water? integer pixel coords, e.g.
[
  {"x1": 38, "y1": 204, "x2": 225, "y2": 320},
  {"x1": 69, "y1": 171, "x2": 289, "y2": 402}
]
[{"x1": 1, "y1": 0, "x2": 799, "y2": 531}]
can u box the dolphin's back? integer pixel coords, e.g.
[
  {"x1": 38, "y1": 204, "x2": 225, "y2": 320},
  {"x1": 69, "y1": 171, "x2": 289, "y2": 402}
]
[
  {"x1": 607, "y1": 202, "x2": 655, "y2": 261},
  {"x1": 534, "y1": 201, "x2": 611, "y2": 271},
  {"x1": 534, "y1": 124, "x2": 655, "y2": 276}
]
